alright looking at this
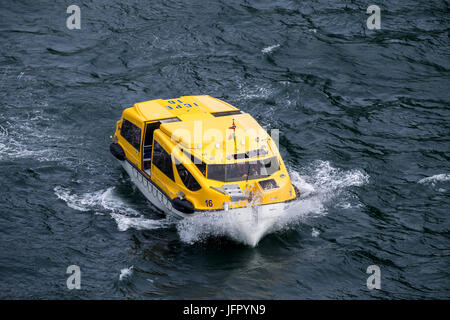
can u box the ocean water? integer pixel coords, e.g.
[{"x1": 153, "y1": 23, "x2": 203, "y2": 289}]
[{"x1": 0, "y1": 0, "x2": 449, "y2": 299}]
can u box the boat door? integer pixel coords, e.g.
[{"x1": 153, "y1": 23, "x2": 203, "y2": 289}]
[
  {"x1": 117, "y1": 117, "x2": 143, "y2": 169},
  {"x1": 142, "y1": 121, "x2": 160, "y2": 174},
  {"x1": 150, "y1": 133, "x2": 180, "y2": 199}
]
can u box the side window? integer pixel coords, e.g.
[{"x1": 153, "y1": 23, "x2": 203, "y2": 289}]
[
  {"x1": 194, "y1": 159, "x2": 207, "y2": 177},
  {"x1": 181, "y1": 149, "x2": 206, "y2": 176},
  {"x1": 152, "y1": 141, "x2": 174, "y2": 181},
  {"x1": 175, "y1": 159, "x2": 201, "y2": 192},
  {"x1": 121, "y1": 119, "x2": 141, "y2": 151}
]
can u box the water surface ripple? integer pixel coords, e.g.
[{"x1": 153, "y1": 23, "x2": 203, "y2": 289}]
[{"x1": 0, "y1": 0, "x2": 449, "y2": 299}]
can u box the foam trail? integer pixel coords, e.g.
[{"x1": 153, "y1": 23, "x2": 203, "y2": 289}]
[
  {"x1": 418, "y1": 173, "x2": 449, "y2": 192},
  {"x1": 238, "y1": 82, "x2": 273, "y2": 101},
  {"x1": 311, "y1": 228, "x2": 320, "y2": 237},
  {"x1": 177, "y1": 161, "x2": 369, "y2": 246},
  {"x1": 54, "y1": 161, "x2": 368, "y2": 244},
  {"x1": 54, "y1": 186, "x2": 106, "y2": 212},
  {"x1": 262, "y1": 44, "x2": 280, "y2": 54},
  {"x1": 0, "y1": 111, "x2": 59, "y2": 162},
  {"x1": 54, "y1": 186, "x2": 172, "y2": 231},
  {"x1": 111, "y1": 213, "x2": 171, "y2": 232},
  {"x1": 119, "y1": 266, "x2": 133, "y2": 281},
  {"x1": 418, "y1": 174, "x2": 450, "y2": 184},
  {"x1": 177, "y1": 187, "x2": 325, "y2": 247}
]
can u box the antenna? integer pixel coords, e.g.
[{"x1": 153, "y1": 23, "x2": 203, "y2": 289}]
[{"x1": 229, "y1": 118, "x2": 237, "y2": 156}]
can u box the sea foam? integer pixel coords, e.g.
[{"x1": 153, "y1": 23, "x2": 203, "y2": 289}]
[
  {"x1": 119, "y1": 266, "x2": 133, "y2": 281},
  {"x1": 418, "y1": 174, "x2": 450, "y2": 184},
  {"x1": 176, "y1": 161, "x2": 369, "y2": 246},
  {"x1": 54, "y1": 186, "x2": 172, "y2": 231},
  {"x1": 54, "y1": 161, "x2": 369, "y2": 247},
  {"x1": 262, "y1": 44, "x2": 280, "y2": 54}
]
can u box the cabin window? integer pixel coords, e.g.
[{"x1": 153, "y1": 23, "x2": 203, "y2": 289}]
[
  {"x1": 181, "y1": 149, "x2": 206, "y2": 176},
  {"x1": 152, "y1": 141, "x2": 174, "y2": 181},
  {"x1": 121, "y1": 118, "x2": 141, "y2": 151},
  {"x1": 175, "y1": 159, "x2": 201, "y2": 192},
  {"x1": 194, "y1": 159, "x2": 207, "y2": 177},
  {"x1": 207, "y1": 157, "x2": 279, "y2": 182}
]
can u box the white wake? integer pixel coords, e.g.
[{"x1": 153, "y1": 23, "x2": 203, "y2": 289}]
[
  {"x1": 418, "y1": 173, "x2": 449, "y2": 193},
  {"x1": 418, "y1": 173, "x2": 450, "y2": 185},
  {"x1": 54, "y1": 161, "x2": 369, "y2": 246},
  {"x1": 176, "y1": 160, "x2": 369, "y2": 246},
  {"x1": 54, "y1": 186, "x2": 172, "y2": 231}
]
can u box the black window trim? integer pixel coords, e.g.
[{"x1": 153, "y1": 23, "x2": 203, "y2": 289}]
[
  {"x1": 120, "y1": 118, "x2": 142, "y2": 152},
  {"x1": 152, "y1": 140, "x2": 175, "y2": 181},
  {"x1": 174, "y1": 158, "x2": 202, "y2": 192},
  {"x1": 206, "y1": 156, "x2": 280, "y2": 182},
  {"x1": 179, "y1": 148, "x2": 207, "y2": 177}
]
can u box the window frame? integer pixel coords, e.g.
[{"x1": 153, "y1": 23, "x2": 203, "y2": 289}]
[
  {"x1": 152, "y1": 140, "x2": 175, "y2": 181},
  {"x1": 207, "y1": 156, "x2": 280, "y2": 182},
  {"x1": 174, "y1": 158, "x2": 202, "y2": 192},
  {"x1": 120, "y1": 118, "x2": 142, "y2": 152},
  {"x1": 180, "y1": 149, "x2": 206, "y2": 176}
]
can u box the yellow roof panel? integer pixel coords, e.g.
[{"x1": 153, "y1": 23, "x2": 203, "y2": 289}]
[
  {"x1": 192, "y1": 95, "x2": 238, "y2": 113},
  {"x1": 160, "y1": 113, "x2": 274, "y2": 164},
  {"x1": 134, "y1": 99, "x2": 175, "y2": 121},
  {"x1": 132, "y1": 95, "x2": 239, "y2": 122},
  {"x1": 177, "y1": 111, "x2": 215, "y2": 122}
]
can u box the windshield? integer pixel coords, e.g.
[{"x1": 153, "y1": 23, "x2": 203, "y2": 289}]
[{"x1": 207, "y1": 157, "x2": 279, "y2": 182}]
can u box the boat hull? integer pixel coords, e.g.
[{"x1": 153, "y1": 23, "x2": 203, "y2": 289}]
[{"x1": 120, "y1": 160, "x2": 296, "y2": 221}]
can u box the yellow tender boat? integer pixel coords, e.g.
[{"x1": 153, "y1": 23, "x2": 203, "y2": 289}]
[{"x1": 110, "y1": 95, "x2": 299, "y2": 219}]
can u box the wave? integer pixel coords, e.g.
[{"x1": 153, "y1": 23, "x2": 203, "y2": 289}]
[
  {"x1": 237, "y1": 81, "x2": 274, "y2": 101},
  {"x1": 54, "y1": 161, "x2": 368, "y2": 246},
  {"x1": 176, "y1": 160, "x2": 369, "y2": 246},
  {"x1": 418, "y1": 173, "x2": 449, "y2": 193},
  {"x1": 311, "y1": 228, "x2": 320, "y2": 237},
  {"x1": 261, "y1": 44, "x2": 280, "y2": 54},
  {"x1": 54, "y1": 186, "x2": 172, "y2": 231},
  {"x1": 0, "y1": 111, "x2": 62, "y2": 162},
  {"x1": 418, "y1": 174, "x2": 450, "y2": 184},
  {"x1": 119, "y1": 266, "x2": 133, "y2": 281}
]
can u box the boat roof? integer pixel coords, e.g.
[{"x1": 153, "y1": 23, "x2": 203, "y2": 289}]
[
  {"x1": 160, "y1": 112, "x2": 276, "y2": 164},
  {"x1": 132, "y1": 95, "x2": 239, "y2": 121},
  {"x1": 122, "y1": 95, "x2": 278, "y2": 164}
]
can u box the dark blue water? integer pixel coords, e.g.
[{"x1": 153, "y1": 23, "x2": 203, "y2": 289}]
[{"x1": 0, "y1": 0, "x2": 449, "y2": 299}]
